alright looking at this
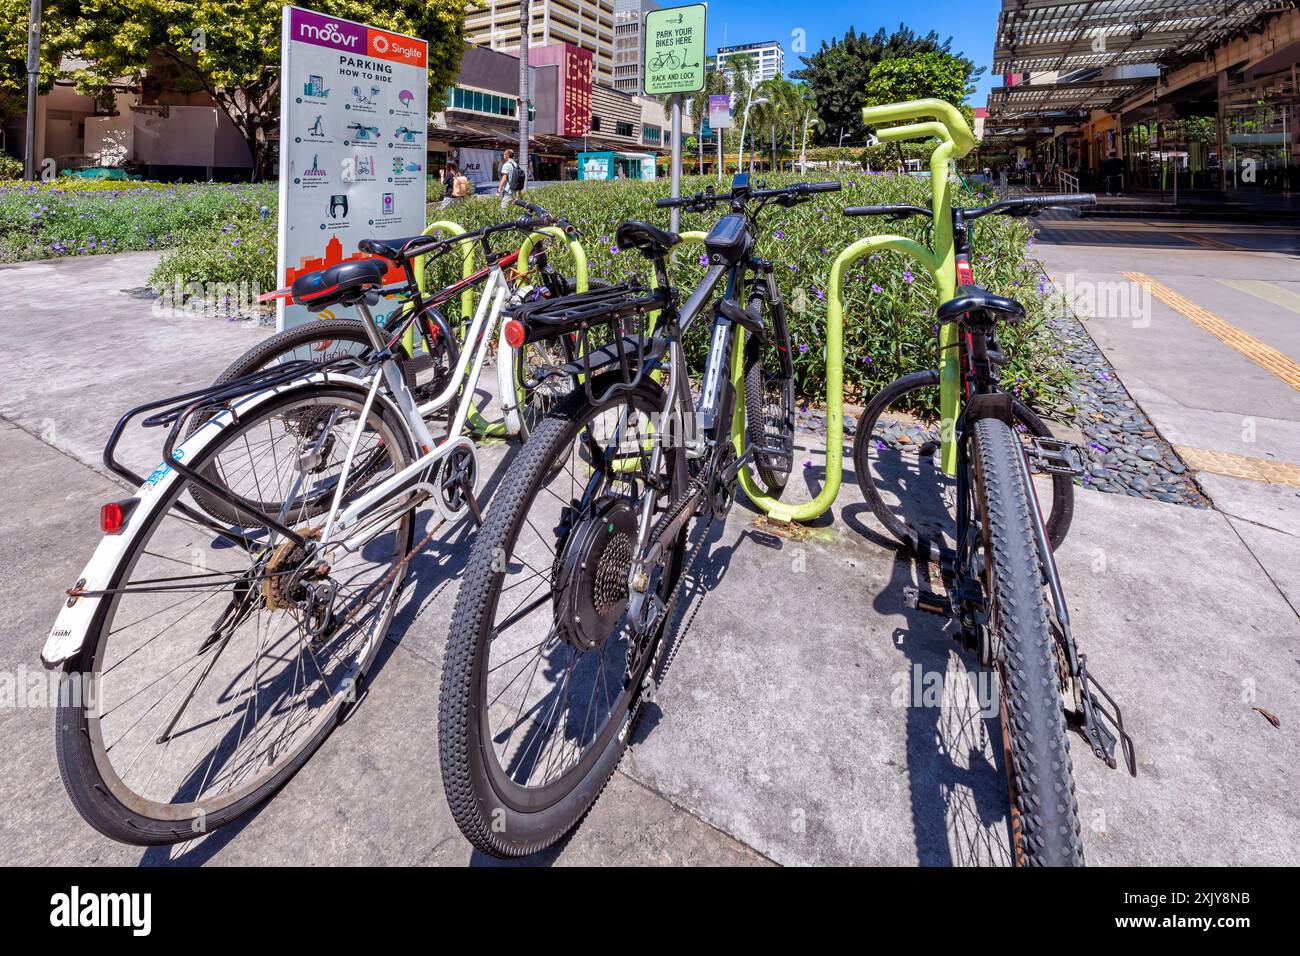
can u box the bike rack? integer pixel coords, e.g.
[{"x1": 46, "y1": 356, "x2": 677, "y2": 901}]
[
  {"x1": 727, "y1": 99, "x2": 975, "y2": 524},
  {"x1": 407, "y1": 219, "x2": 589, "y2": 439}
]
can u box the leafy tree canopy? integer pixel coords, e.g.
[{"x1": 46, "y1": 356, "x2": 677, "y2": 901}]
[
  {"x1": 792, "y1": 24, "x2": 984, "y2": 146},
  {"x1": 13, "y1": 0, "x2": 466, "y2": 177}
]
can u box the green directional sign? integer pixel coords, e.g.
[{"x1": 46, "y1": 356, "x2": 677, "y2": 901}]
[{"x1": 643, "y1": 4, "x2": 707, "y2": 96}]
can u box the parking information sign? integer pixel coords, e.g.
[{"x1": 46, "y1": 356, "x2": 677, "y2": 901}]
[
  {"x1": 277, "y1": 6, "x2": 428, "y2": 330},
  {"x1": 643, "y1": 4, "x2": 707, "y2": 96}
]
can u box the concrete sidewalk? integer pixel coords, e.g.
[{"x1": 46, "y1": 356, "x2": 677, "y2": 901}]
[{"x1": 0, "y1": 252, "x2": 1296, "y2": 865}]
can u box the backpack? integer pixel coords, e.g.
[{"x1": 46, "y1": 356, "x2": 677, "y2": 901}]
[
  {"x1": 452, "y1": 174, "x2": 469, "y2": 198},
  {"x1": 505, "y1": 160, "x2": 526, "y2": 193}
]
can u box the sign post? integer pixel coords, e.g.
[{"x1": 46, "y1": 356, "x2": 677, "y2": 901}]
[
  {"x1": 277, "y1": 6, "x2": 428, "y2": 331},
  {"x1": 643, "y1": 3, "x2": 706, "y2": 231},
  {"x1": 708, "y1": 93, "x2": 730, "y2": 181}
]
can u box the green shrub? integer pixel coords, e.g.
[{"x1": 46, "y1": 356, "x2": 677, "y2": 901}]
[
  {"x1": 0, "y1": 155, "x2": 24, "y2": 180},
  {"x1": 415, "y1": 175, "x2": 1070, "y2": 410},
  {"x1": 0, "y1": 180, "x2": 275, "y2": 263}
]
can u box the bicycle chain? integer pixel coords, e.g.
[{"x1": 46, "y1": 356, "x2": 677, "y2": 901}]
[{"x1": 336, "y1": 517, "x2": 446, "y2": 628}]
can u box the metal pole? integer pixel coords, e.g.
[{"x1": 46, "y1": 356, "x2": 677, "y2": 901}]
[
  {"x1": 670, "y1": 94, "x2": 682, "y2": 233},
  {"x1": 517, "y1": 0, "x2": 530, "y2": 181},
  {"x1": 717, "y1": 116, "x2": 723, "y2": 181},
  {"x1": 24, "y1": 0, "x2": 42, "y2": 181}
]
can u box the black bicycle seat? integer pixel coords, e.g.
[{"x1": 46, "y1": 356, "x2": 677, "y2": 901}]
[
  {"x1": 291, "y1": 258, "x2": 387, "y2": 312},
  {"x1": 358, "y1": 235, "x2": 443, "y2": 262},
  {"x1": 937, "y1": 284, "x2": 1027, "y2": 325},
  {"x1": 616, "y1": 221, "x2": 680, "y2": 258}
]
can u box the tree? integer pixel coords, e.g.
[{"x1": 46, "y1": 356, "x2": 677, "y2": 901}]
[
  {"x1": 865, "y1": 52, "x2": 977, "y2": 169},
  {"x1": 0, "y1": 0, "x2": 75, "y2": 122},
  {"x1": 56, "y1": 0, "x2": 467, "y2": 179},
  {"x1": 791, "y1": 24, "x2": 983, "y2": 147},
  {"x1": 660, "y1": 65, "x2": 725, "y2": 175}
]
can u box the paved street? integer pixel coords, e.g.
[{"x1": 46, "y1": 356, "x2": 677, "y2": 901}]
[{"x1": 0, "y1": 244, "x2": 1296, "y2": 866}]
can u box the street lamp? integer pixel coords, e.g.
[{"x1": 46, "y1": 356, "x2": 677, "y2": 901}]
[{"x1": 738, "y1": 94, "x2": 767, "y2": 175}]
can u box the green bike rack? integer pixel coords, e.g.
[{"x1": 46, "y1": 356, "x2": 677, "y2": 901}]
[
  {"x1": 731, "y1": 98, "x2": 976, "y2": 524},
  {"x1": 412, "y1": 220, "x2": 589, "y2": 440}
]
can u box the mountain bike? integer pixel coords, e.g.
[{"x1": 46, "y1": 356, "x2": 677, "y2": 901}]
[
  {"x1": 41, "y1": 207, "x2": 598, "y2": 845},
  {"x1": 848, "y1": 191, "x2": 1137, "y2": 865},
  {"x1": 437, "y1": 175, "x2": 839, "y2": 857}
]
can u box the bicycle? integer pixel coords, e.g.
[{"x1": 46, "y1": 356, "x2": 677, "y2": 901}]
[
  {"x1": 437, "y1": 175, "x2": 839, "y2": 857},
  {"x1": 40, "y1": 206, "x2": 604, "y2": 844},
  {"x1": 743, "y1": 100, "x2": 1134, "y2": 866},
  {"x1": 186, "y1": 203, "x2": 594, "y2": 526}
]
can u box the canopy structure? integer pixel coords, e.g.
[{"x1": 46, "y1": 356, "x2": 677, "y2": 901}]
[
  {"x1": 985, "y1": 1, "x2": 1282, "y2": 133},
  {"x1": 992, "y1": 1, "x2": 1279, "y2": 76},
  {"x1": 984, "y1": 77, "x2": 1154, "y2": 132}
]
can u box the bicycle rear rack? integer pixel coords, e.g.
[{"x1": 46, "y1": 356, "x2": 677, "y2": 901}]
[
  {"x1": 103, "y1": 356, "x2": 362, "y2": 549},
  {"x1": 506, "y1": 283, "x2": 673, "y2": 404}
]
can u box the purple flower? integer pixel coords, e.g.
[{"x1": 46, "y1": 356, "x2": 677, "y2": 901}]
[
  {"x1": 902, "y1": 271, "x2": 914, "y2": 283},
  {"x1": 871, "y1": 283, "x2": 884, "y2": 294},
  {"x1": 610, "y1": 246, "x2": 620, "y2": 254},
  {"x1": 798, "y1": 343, "x2": 808, "y2": 354},
  {"x1": 699, "y1": 254, "x2": 708, "y2": 266},
  {"x1": 774, "y1": 230, "x2": 785, "y2": 239}
]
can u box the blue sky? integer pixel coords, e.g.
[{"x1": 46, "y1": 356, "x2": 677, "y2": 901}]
[{"x1": 692, "y1": 0, "x2": 1003, "y2": 104}]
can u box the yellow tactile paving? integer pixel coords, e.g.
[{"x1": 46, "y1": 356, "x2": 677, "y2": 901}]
[
  {"x1": 1174, "y1": 446, "x2": 1300, "y2": 489},
  {"x1": 1217, "y1": 278, "x2": 1300, "y2": 317},
  {"x1": 1122, "y1": 272, "x2": 1300, "y2": 392},
  {"x1": 1178, "y1": 233, "x2": 1238, "y2": 251}
]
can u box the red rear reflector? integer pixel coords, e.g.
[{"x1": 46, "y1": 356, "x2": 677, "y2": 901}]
[
  {"x1": 257, "y1": 286, "x2": 293, "y2": 303},
  {"x1": 503, "y1": 319, "x2": 527, "y2": 349},
  {"x1": 101, "y1": 502, "x2": 126, "y2": 534}
]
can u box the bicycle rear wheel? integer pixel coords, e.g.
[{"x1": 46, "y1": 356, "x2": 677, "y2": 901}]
[
  {"x1": 56, "y1": 384, "x2": 415, "y2": 844},
  {"x1": 970, "y1": 416, "x2": 1083, "y2": 866},
  {"x1": 853, "y1": 370, "x2": 1073, "y2": 560}
]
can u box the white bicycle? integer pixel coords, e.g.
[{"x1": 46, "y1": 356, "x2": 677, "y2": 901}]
[{"x1": 41, "y1": 207, "x2": 599, "y2": 844}]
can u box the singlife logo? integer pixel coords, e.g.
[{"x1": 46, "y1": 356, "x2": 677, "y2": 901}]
[{"x1": 49, "y1": 886, "x2": 151, "y2": 937}]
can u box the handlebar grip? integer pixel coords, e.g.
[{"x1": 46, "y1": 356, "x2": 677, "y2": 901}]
[
  {"x1": 1034, "y1": 191, "x2": 1097, "y2": 205},
  {"x1": 844, "y1": 205, "x2": 891, "y2": 217},
  {"x1": 1033, "y1": 193, "x2": 1097, "y2": 207},
  {"x1": 803, "y1": 181, "x2": 841, "y2": 193},
  {"x1": 655, "y1": 196, "x2": 688, "y2": 208}
]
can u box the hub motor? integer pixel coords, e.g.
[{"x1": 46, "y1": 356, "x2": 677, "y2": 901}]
[{"x1": 553, "y1": 497, "x2": 638, "y2": 651}]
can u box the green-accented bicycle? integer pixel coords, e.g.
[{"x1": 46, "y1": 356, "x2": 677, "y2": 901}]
[{"x1": 739, "y1": 99, "x2": 1137, "y2": 866}]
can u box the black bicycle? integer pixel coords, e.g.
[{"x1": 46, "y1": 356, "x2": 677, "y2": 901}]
[
  {"x1": 850, "y1": 193, "x2": 1137, "y2": 866},
  {"x1": 437, "y1": 175, "x2": 837, "y2": 857}
]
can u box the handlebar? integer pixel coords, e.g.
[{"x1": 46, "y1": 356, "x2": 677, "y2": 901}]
[
  {"x1": 844, "y1": 204, "x2": 934, "y2": 220},
  {"x1": 656, "y1": 180, "x2": 841, "y2": 212},
  {"x1": 512, "y1": 198, "x2": 577, "y2": 235},
  {"x1": 964, "y1": 193, "x2": 1097, "y2": 220}
]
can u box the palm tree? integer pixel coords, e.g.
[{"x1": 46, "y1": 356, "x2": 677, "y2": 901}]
[
  {"x1": 659, "y1": 68, "x2": 726, "y2": 175},
  {"x1": 726, "y1": 53, "x2": 756, "y2": 174}
]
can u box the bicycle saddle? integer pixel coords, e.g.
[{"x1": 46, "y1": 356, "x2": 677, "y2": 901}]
[
  {"x1": 358, "y1": 235, "x2": 443, "y2": 262},
  {"x1": 291, "y1": 258, "x2": 387, "y2": 311},
  {"x1": 937, "y1": 284, "x2": 1027, "y2": 325},
  {"x1": 615, "y1": 221, "x2": 680, "y2": 258}
]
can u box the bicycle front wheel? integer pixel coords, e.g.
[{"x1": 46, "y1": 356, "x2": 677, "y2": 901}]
[
  {"x1": 56, "y1": 384, "x2": 416, "y2": 844},
  {"x1": 439, "y1": 374, "x2": 686, "y2": 857},
  {"x1": 971, "y1": 416, "x2": 1083, "y2": 866}
]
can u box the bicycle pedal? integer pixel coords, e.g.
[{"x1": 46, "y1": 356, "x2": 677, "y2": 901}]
[
  {"x1": 903, "y1": 586, "x2": 951, "y2": 616},
  {"x1": 1070, "y1": 656, "x2": 1138, "y2": 776},
  {"x1": 1028, "y1": 437, "x2": 1084, "y2": 477}
]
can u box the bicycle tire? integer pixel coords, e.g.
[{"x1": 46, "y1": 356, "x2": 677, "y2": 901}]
[
  {"x1": 853, "y1": 369, "x2": 1073, "y2": 560},
  {"x1": 438, "y1": 373, "x2": 685, "y2": 857},
  {"x1": 56, "y1": 383, "x2": 416, "y2": 844},
  {"x1": 742, "y1": 325, "x2": 795, "y2": 498},
  {"x1": 971, "y1": 416, "x2": 1084, "y2": 866}
]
